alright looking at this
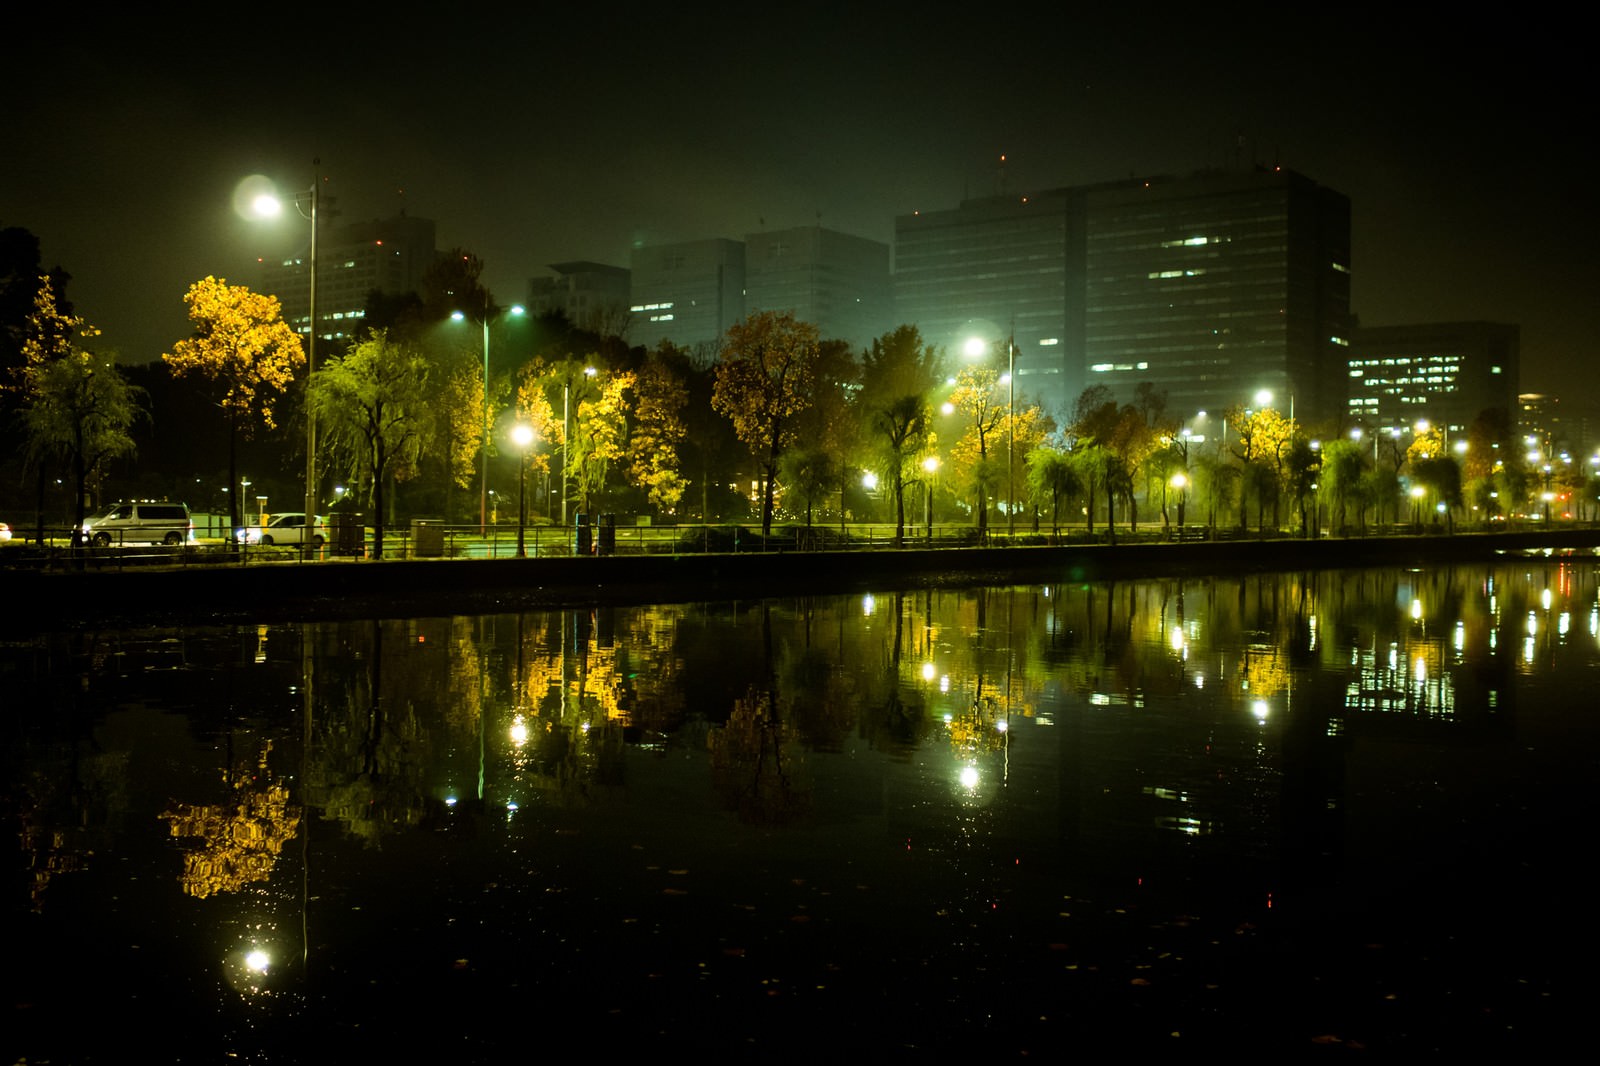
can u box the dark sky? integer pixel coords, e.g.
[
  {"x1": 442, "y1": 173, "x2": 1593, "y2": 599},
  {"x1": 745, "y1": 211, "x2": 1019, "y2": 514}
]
[{"x1": 4, "y1": 6, "x2": 1591, "y2": 405}]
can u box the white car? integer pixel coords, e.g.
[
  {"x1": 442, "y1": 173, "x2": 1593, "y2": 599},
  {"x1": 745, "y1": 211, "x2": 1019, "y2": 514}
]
[{"x1": 237, "y1": 513, "x2": 327, "y2": 547}]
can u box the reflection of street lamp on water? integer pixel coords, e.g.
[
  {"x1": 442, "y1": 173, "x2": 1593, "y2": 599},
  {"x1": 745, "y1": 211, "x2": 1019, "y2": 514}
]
[{"x1": 511, "y1": 423, "x2": 534, "y2": 558}]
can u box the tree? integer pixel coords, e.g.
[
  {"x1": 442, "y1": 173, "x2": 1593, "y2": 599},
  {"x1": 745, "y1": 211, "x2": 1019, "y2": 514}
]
[
  {"x1": 1024, "y1": 444, "x2": 1081, "y2": 538},
  {"x1": 948, "y1": 364, "x2": 1007, "y2": 540},
  {"x1": 309, "y1": 330, "x2": 431, "y2": 558},
  {"x1": 858, "y1": 325, "x2": 943, "y2": 544},
  {"x1": 163, "y1": 276, "x2": 304, "y2": 534},
  {"x1": 627, "y1": 352, "x2": 690, "y2": 516},
  {"x1": 711, "y1": 310, "x2": 821, "y2": 537},
  {"x1": 15, "y1": 277, "x2": 144, "y2": 542},
  {"x1": 571, "y1": 369, "x2": 635, "y2": 516}
]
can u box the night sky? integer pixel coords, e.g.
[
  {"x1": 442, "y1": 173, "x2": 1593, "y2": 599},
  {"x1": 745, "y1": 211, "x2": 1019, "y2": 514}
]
[{"x1": 4, "y1": 7, "x2": 1590, "y2": 405}]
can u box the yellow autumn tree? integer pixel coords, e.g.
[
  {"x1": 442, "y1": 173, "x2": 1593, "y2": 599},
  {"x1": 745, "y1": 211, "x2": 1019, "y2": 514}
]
[
  {"x1": 947, "y1": 364, "x2": 1006, "y2": 539},
  {"x1": 572, "y1": 370, "x2": 635, "y2": 516},
  {"x1": 164, "y1": 276, "x2": 304, "y2": 531},
  {"x1": 627, "y1": 355, "x2": 689, "y2": 515}
]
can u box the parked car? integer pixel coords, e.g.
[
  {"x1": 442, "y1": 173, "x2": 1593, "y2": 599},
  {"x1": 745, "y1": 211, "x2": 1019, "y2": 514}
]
[
  {"x1": 236, "y1": 513, "x2": 327, "y2": 547},
  {"x1": 82, "y1": 501, "x2": 194, "y2": 546}
]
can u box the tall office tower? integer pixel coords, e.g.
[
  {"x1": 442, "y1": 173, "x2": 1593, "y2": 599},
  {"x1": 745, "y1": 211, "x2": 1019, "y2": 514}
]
[
  {"x1": 1348, "y1": 322, "x2": 1521, "y2": 435},
  {"x1": 628, "y1": 238, "x2": 746, "y2": 358},
  {"x1": 258, "y1": 212, "x2": 438, "y2": 348},
  {"x1": 526, "y1": 261, "x2": 632, "y2": 337},
  {"x1": 743, "y1": 225, "x2": 892, "y2": 352},
  {"x1": 893, "y1": 187, "x2": 1096, "y2": 421},
  {"x1": 1083, "y1": 169, "x2": 1352, "y2": 428}
]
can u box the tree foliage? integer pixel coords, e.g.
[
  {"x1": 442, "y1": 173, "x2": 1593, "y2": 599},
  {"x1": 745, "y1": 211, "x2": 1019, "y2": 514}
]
[
  {"x1": 627, "y1": 354, "x2": 690, "y2": 514},
  {"x1": 16, "y1": 277, "x2": 144, "y2": 538},
  {"x1": 711, "y1": 310, "x2": 821, "y2": 537},
  {"x1": 310, "y1": 329, "x2": 431, "y2": 556}
]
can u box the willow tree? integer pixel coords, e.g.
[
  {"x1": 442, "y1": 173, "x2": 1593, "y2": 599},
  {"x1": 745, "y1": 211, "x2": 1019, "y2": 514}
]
[
  {"x1": 163, "y1": 276, "x2": 303, "y2": 533},
  {"x1": 309, "y1": 330, "x2": 430, "y2": 558},
  {"x1": 711, "y1": 310, "x2": 821, "y2": 537}
]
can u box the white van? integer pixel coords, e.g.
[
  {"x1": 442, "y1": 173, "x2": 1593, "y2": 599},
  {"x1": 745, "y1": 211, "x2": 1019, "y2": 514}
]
[{"x1": 82, "y1": 501, "x2": 195, "y2": 546}]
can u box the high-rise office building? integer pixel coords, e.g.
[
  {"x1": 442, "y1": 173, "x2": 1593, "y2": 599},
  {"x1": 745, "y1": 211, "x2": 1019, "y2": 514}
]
[
  {"x1": 892, "y1": 168, "x2": 1351, "y2": 427},
  {"x1": 744, "y1": 225, "x2": 891, "y2": 352},
  {"x1": 526, "y1": 261, "x2": 631, "y2": 337},
  {"x1": 258, "y1": 212, "x2": 438, "y2": 347},
  {"x1": 628, "y1": 238, "x2": 745, "y2": 357},
  {"x1": 1348, "y1": 322, "x2": 1520, "y2": 435},
  {"x1": 1082, "y1": 169, "x2": 1352, "y2": 427},
  {"x1": 893, "y1": 187, "x2": 1099, "y2": 420}
]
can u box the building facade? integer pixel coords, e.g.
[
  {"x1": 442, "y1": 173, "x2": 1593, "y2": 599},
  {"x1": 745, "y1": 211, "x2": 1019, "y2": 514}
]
[
  {"x1": 743, "y1": 226, "x2": 892, "y2": 352},
  {"x1": 526, "y1": 261, "x2": 631, "y2": 337},
  {"x1": 892, "y1": 188, "x2": 1096, "y2": 420},
  {"x1": 1347, "y1": 321, "x2": 1521, "y2": 436},
  {"x1": 627, "y1": 238, "x2": 746, "y2": 357},
  {"x1": 258, "y1": 212, "x2": 438, "y2": 348},
  {"x1": 1082, "y1": 169, "x2": 1352, "y2": 428}
]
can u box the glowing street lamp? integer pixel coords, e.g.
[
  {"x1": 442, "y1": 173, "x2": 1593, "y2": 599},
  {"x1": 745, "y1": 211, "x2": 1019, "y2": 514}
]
[
  {"x1": 247, "y1": 169, "x2": 319, "y2": 559},
  {"x1": 452, "y1": 303, "x2": 525, "y2": 537},
  {"x1": 511, "y1": 423, "x2": 534, "y2": 558}
]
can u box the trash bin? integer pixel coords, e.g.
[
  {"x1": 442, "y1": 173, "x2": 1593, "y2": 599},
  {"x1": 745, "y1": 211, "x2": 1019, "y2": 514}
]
[
  {"x1": 330, "y1": 513, "x2": 365, "y2": 557},
  {"x1": 574, "y1": 513, "x2": 592, "y2": 556},
  {"x1": 411, "y1": 518, "x2": 444, "y2": 558},
  {"x1": 597, "y1": 513, "x2": 616, "y2": 556}
]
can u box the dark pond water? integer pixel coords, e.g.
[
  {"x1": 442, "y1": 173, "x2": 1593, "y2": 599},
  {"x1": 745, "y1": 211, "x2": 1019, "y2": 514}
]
[{"x1": 6, "y1": 560, "x2": 1597, "y2": 1060}]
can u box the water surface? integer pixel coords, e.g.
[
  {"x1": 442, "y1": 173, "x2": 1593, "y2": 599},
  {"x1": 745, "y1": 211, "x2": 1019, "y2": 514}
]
[{"x1": 6, "y1": 561, "x2": 1595, "y2": 1059}]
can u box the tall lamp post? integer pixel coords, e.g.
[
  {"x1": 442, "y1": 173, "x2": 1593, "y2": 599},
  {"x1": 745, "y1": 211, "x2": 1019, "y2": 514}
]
[
  {"x1": 511, "y1": 423, "x2": 534, "y2": 557},
  {"x1": 452, "y1": 304, "x2": 524, "y2": 536},
  {"x1": 561, "y1": 364, "x2": 597, "y2": 527},
  {"x1": 922, "y1": 455, "x2": 940, "y2": 542},
  {"x1": 248, "y1": 168, "x2": 320, "y2": 559}
]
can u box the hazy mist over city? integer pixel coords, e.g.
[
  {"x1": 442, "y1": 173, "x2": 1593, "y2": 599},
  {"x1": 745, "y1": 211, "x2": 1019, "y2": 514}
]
[{"x1": 4, "y1": 7, "x2": 1590, "y2": 399}]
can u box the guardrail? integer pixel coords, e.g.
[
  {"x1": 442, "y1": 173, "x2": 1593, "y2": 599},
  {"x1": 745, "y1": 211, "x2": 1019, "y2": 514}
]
[{"x1": 4, "y1": 518, "x2": 1598, "y2": 572}]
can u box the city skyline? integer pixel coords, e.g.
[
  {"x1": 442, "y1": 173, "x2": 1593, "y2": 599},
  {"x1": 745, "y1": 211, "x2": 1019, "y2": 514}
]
[{"x1": 4, "y1": 8, "x2": 1589, "y2": 407}]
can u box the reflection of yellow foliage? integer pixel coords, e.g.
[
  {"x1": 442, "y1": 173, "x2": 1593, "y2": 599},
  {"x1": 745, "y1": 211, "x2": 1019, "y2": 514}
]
[
  {"x1": 161, "y1": 743, "x2": 300, "y2": 899},
  {"x1": 1240, "y1": 647, "x2": 1287, "y2": 698}
]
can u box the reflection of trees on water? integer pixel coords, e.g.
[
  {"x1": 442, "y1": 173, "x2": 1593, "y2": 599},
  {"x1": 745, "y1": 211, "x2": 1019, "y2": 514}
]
[
  {"x1": 161, "y1": 741, "x2": 300, "y2": 898},
  {"x1": 708, "y1": 604, "x2": 812, "y2": 823}
]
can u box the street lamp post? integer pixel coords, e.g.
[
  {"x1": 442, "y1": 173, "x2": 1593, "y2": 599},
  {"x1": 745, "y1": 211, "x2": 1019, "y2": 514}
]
[
  {"x1": 922, "y1": 455, "x2": 940, "y2": 542},
  {"x1": 452, "y1": 304, "x2": 524, "y2": 537},
  {"x1": 511, "y1": 423, "x2": 534, "y2": 558},
  {"x1": 561, "y1": 365, "x2": 597, "y2": 528}
]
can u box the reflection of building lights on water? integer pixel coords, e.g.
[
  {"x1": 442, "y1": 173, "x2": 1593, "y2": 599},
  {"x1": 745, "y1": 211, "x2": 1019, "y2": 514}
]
[
  {"x1": 939, "y1": 675, "x2": 949, "y2": 692},
  {"x1": 1252, "y1": 700, "x2": 1269, "y2": 721},
  {"x1": 1411, "y1": 599, "x2": 1423, "y2": 620},
  {"x1": 942, "y1": 713, "x2": 953, "y2": 725},
  {"x1": 959, "y1": 765, "x2": 980, "y2": 790},
  {"x1": 1170, "y1": 627, "x2": 1184, "y2": 652},
  {"x1": 1414, "y1": 657, "x2": 1427, "y2": 681},
  {"x1": 1527, "y1": 612, "x2": 1538, "y2": 636},
  {"x1": 862, "y1": 594, "x2": 875, "y2": 616},
  {"x1": 444, "y1": 794, "x2": 458, "y2": 807},
  {"x1": 922, "y1": 662, "x2": 935, "y2": 681}
]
